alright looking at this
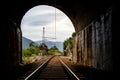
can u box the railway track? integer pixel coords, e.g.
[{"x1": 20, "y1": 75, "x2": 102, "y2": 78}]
[{"x1": 19, "y1": 55, "x2": 80, "y2": 80}]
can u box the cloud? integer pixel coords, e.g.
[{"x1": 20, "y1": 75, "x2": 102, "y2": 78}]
[
  {"x1": 21, "y1": 12, "x2": 65, "y2": 27},
  {"x1": 22, "y1": 13, "x2": 53, "y2": 26},
  {"x1": 24, "y1": 5, "x2": 56, "y2": 16},
  {"x1": 21, "y1": 5, "x2": 75, "y2": 42}
]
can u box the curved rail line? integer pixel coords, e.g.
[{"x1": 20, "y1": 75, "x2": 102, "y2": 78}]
[{"x1": 23, "y1": 56, "x2": 80, "y2": 80}]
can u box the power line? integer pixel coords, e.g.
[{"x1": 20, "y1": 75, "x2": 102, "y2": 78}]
[
  {"x1": 54, "y1": 0, "x2": 57, "y2": 46},
  {"x1": 41, "y1": 1, "x2": 57, "y2": 45},
  {"x1": 42, "y1": 27, "x2": 45, "y2": 44}
]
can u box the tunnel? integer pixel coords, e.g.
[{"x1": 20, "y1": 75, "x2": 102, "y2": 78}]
[{"x1": 1, "y1": 0, "x2": 117, "y2": 79}]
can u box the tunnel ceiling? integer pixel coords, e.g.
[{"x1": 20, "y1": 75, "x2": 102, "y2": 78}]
[{"x1": 7, "y1": 0, "x2": 113, "y2": 32}]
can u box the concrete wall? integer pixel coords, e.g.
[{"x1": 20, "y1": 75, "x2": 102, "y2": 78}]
[{"x1": 76, "y1": 8, "x2": 112, "y2": 71}]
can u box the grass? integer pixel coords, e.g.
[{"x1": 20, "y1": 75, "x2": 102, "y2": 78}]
[{"x1": 22, "y1": 54, "x2": 42, "y2": 64}]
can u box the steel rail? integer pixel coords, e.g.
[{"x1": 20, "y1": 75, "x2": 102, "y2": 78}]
[
  {"x1": 59, "y1": 58, "x2": 80, "y2": 80},
  {"x1": 24, "y1": 56, "x2": 54, "y2": 80}
]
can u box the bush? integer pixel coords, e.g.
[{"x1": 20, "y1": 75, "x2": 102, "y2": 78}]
[
  {"x1": 47, "y1": 46, "x2": 61, "y2": 55},
  {"x1": 22, "y1": 48, "x2": 32, "y2": 57}
]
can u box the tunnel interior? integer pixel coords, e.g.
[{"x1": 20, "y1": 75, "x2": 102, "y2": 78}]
[{"x1": 1, "y1": 0, "x2": 117, "y2": 79}]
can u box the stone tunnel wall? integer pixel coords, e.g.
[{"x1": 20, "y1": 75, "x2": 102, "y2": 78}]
[
  {"x1": 77, "y1": 8, "x2": 112, "y2": 71},
  {"x1": 6, "y1": 20, "x2": 22, "y2": 69}
]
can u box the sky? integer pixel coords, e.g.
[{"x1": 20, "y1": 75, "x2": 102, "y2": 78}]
[{"x1": 21, "y1": 5, "x2": 75, "y2": 42}]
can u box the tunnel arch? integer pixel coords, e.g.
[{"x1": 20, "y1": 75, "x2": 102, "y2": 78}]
[{"x1": 2, "y1": 0, "x2": 114, "y2": 74}]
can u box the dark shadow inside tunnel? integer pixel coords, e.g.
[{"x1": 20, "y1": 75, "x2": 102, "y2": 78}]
[{"x1": 1, "y1": 0, "x2": 116, "y2": 79}]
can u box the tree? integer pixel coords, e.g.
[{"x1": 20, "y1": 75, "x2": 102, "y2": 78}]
[
  {"x1": 29, "y1": 41, "x2": 36, "y2": 48},
  {"x1": 63, "y1": 32, "x2": 76, "y2": 56},
  {"x1": 50, "y1": 46, "x2": 58, "y2": 50},
  {"x1": 72, "y1": 32, "x2": 76, "y2": 37},
  {"x1": 48, "y1": 46, "x2": 61, "y2": 55},
  {"x1": 39, "y1": 43, "x2": 48, "y2": 55}
]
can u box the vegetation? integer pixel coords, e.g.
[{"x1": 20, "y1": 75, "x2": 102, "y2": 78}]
[
  {"x1": 22, "y1": 42, "x2": 61, "y2": 64},
  {"x1": 48, "y1": 46, "x2": 61, "y2": 55},
  {"x1": 22, "y1": 42, "x2": 40, "y2": 63},
  {"x1": 63, "y1": 32, "x2": 76, "y2": 56},
  {"x1": 22, "y1": 42, "x2": 39, "y2": 57},
  {"x1": 22, "y1": 32, "x2": 76, "y2": 64},
  {"x1": 39, "y1": 43, "x2": 48, "y2": 56}
]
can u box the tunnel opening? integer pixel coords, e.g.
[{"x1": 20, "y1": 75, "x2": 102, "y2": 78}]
[
  {"x1": 20, "y1": 5, "x2": 75, "y2": 64},
  {"x1": 1, "y1": 1, "x2": 114, "y2": 79}
]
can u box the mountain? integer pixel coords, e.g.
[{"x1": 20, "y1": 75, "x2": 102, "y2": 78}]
[
  {"x1": 35, "y1": 40, "x2": 63, "y2": 52},
  {"x1": 22, "y1": 37, "x2": 63, "y2": 52},
  {"x1": 22, "y1": 37, "x2": 38, "y2": 49}
]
